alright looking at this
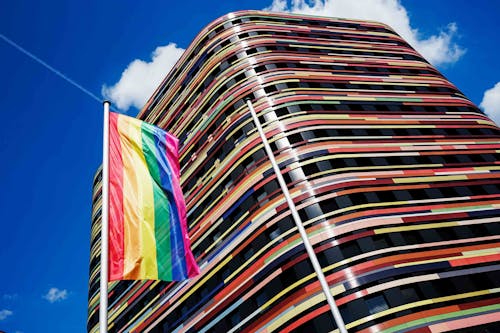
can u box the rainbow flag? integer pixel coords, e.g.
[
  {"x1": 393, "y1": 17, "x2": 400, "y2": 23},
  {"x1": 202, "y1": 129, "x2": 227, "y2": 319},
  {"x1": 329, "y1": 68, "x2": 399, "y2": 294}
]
[{"x1": 108, "y1": 112, "x2": 200, "y2": 281}]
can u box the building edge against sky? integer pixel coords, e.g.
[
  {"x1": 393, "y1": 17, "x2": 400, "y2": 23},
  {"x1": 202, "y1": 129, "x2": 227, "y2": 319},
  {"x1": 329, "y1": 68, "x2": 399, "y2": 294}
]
[{"x1": 88, "y1": 10, "x2": 500, "y2": 332}]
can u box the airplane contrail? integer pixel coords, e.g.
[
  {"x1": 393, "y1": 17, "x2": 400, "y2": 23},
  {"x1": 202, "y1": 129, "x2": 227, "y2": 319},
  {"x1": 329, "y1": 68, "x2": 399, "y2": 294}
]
[{"x1": 0, "y1": 32, "x2": 116, "y2": 110}]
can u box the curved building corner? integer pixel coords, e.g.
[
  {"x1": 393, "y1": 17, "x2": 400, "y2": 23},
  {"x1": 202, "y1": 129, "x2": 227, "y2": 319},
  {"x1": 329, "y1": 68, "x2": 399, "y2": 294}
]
[{"x1": 88, "y1": 10, "x2": 500, "y2": 333}]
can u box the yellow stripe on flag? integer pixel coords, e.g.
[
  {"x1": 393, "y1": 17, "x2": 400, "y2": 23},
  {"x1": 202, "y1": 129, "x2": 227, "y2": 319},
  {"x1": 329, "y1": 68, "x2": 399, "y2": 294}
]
[{"x1": 119, "y1": 116, "x2": 158, "y2": 279}]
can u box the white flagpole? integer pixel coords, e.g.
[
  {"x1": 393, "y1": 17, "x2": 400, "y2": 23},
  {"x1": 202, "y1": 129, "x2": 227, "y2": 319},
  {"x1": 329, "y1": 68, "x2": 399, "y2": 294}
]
[
  {"x1": 100, "y1": 101, "x2": 110, "y2": 333},
  {"x1": 246, "y1": 99, "x2": 348, "y2": 333}
]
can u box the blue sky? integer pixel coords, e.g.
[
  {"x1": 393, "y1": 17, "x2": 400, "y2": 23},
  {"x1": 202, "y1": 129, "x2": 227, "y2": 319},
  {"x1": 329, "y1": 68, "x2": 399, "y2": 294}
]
[{"x1": 0, "y1": 1, "x2": 498, "y2": 332}]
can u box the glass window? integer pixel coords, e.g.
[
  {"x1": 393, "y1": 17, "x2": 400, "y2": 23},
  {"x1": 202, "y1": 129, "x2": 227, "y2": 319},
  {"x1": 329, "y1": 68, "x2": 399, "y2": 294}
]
[
  {"x1": 269, "y1": 226, "x2": 282, "y2": 241},
  {"x1": 398, "y1": 287, "x2": 418, "y2": 303},
  {"x1": 317, "y1": 160, "x2": 331, "y2": 172},
  {"x1": 455, "y1": 186, "x2": 473, "y2": 196},
  {"x1": 353, "y1": 129, "x2": 367, "y2": 136},
  {"x1": 456, "y1": 155, "x2": 472, "y2": 163},
  {"x1": 484, "y1": 184, "x2": 499, "y2": 194},
  {"x1": 335, "y1": 195, "x2": 353, "y2": 209},
  {"x1": 364, "y1": 192, "x2": 379, "y2": 203},
  {"x1": 365, "y1": 294, "x2": 389, "y2": 315},
  {"x1": 424, "y1": 188, "x2": 442, "y2": 198},
  {"x1": 304, "y1": 203, "x2": 322, "y2": 219},
  {"x1": 243, "y1": 247, "x2": 255, "y2": 261},
  {"x1": 372, "y1": 235, "x2": 389, "y2": 249},
  {"x1": 344, "y1": 158, "x2": 357, "y2": 167},
  {"x1": 256, "y1": 290, "x2": 269, "y2": 307},
  {"x1": 394, "y1": 190, "x2": 411, "y2": 201},
  {"x1": 293, "y1": 261, "x2": 313, "y2": 279},
  {"x1": 341, "y1": 241, "x2": 361, "y2": 258},
  {"x1": 230, "y1": 311, "x2": 241, "y2": 327},
  {"x1": 371, "y1": 157, "x2": 388, "y2": 166},
  {"x1": 428, "y1": 155, "x2": 445, "y2": 164}
]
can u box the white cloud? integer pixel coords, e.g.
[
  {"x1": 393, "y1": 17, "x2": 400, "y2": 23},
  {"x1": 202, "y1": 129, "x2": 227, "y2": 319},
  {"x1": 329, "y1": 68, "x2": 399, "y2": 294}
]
[
  {"x1": 265, "y1": 0, "x2": 465, "y2": 66},
  {"x1": 2, "y1": 294, "x2": 18, "y2": 300},
  {"x1": 43, "y1": 288, "x2": 68, "y2": 303},
  {"x1": 0, "y1": 309, "x2": 13, "y2": 320},
  {"x1": 102, "y1": 43, "x2": 185, "y2": 111},
  {"x1": 480, "y1": 82, "x2": 500, "y2": 125}
]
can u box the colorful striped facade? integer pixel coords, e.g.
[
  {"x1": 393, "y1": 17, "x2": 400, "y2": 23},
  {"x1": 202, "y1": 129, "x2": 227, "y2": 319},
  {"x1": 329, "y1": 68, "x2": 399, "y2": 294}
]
[{"x1": 88, "y1": 10, "x2": 500, "y2": 332}]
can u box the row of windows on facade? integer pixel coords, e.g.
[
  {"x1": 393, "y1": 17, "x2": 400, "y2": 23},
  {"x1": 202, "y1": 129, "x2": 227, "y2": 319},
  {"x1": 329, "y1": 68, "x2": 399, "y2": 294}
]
[
  {"x1": 184, "y1": 145, "x2": 499, "y2": 216},
  {"x1": 173, "y1": 50, "x2": 441, "y2": 116},
  {"x1": 298, "y1": 152, "x2": 499, "y2": 178},
  {"x1": 88, "y1": 168, "x2": 500, "y2": 301},
  {"x1": 200, "y1": 16, "x2": 400, "y2": 72},
  {"x1": 265, "y1": 79, "x2": 458, "y2": 93},
  {"x1": 98, "y1": 265, "x2": 499, "y2": 333},
  {"x1": 310, "y1": 182, "x2": 500, "y2": 211},
  {"x1": 209, "y1": 14, "x2": 394, "y2": 38},
  {"x1": 148, "y1": 245, "x2": 500, "y2": 333},
  {"x1": 206, "y1": 37, "x2": 420, "y2": 82},
  {"x1": 145, "y1": 32, "x2": 428, "y2": 118},
  {"x1": 183, "y1": 134, "x2": 499, "y2": 217},
  {"x1": 339, "y1": 270, "x2": 500, "y2": 330},
  {"x1": 334, "y1": 178, "x2": 498, "y2": 211},
  {"x1": 154, "y1": 41, "x2": 431, "y2": 116},
  {"x1": 144, "y1": 13, "x2": 401, "y2": 116},
  {"x1": 178, "y1": 100, "x2": 490, "y2": 169},
  {"x1": 286, "y1": 125, "x2": 497, "y2": 140},
  {"x1": 209, "y1": 26, "x2": 411, "y2": 64},
  {"x1": 203, "y1": 17, "x2": 393, "y2": 59},
  {"x1": 212, "y1": 262, "x2": 499, "y2": 332},
  {"x1": 255, "y1": 61, "x2": 439, "y2": 76},
  {"x1": 230, "y1": 27, "x2": 408, "y2": 45},
  {"x1": 89, "y1": 181, "x2": 500, "y2": 328},
  {"x1": 193, "y1": 168, "x2": 494, "y2": 230},
  {"x1": 88, "y1": 206, "x2": 500, "y2": 330},
  {"x1": 241, "y1": 43, "x2": 422, "y2": 59},
  {"x1": 191, "y1": 168, "x2": 500, "y2": 264},
  {"x1": 318, "y1": 223, "x2": 500, "y2": 270},
  {"x1": 151, "y1": 30, "x2": 447, "y2": 126},
  {"x1": 89, "y1": 140, "x2": 500, "y2": 282},
  {"x1": 190, "y1": 71, "x2": 458, "y2": 114},
  {"x1": 249, "y1": 61, "x2": 442, "y2": 83},
  {"x1": 179, "y1": 115, "x2": 493, "y2": 167},
  {"x1": 183, "y1": 100, "x2": 478, "y2": 148},
  {"x1": 199, "y1": 76, "x2": 456, "y2": 118},
  {"x1": 178, "y1": 94, "x2": 484, "y2": 157},
  {"x1": 91, "y1": 212, "x2": 499, "y2": 304},
  {"x1": 189, "y1": 115, "x2": 496, "y2": 166},
  {"x1": 218, "y1": 219, "x2": 499, "y2": 313}
]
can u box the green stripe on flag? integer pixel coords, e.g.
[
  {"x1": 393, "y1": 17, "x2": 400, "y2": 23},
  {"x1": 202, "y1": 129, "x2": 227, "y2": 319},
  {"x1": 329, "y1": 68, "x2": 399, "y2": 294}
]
[{"x1": 141, "y1": 125, "x2": 172, "y2": 281}]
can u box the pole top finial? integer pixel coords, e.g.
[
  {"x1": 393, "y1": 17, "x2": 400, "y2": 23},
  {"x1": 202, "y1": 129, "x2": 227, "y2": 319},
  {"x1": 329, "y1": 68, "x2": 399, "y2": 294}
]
[{"x1": 103, "y1": 100, "x2": 111, "y2": 106}]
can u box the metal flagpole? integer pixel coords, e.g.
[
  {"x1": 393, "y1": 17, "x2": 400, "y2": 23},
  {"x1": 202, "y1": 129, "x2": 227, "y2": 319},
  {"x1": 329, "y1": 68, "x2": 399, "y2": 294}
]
[
  {"x1": 100, "y1": 101, "x2": 111, "y2": 333},
  {"x1": 246, "y1": 99, "x2": 348, "y2": 333}
]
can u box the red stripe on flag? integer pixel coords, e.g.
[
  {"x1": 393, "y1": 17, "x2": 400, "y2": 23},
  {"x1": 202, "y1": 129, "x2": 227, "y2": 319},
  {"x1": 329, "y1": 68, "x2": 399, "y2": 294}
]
[{"x1": 109, "y1": 112, "x2": 125, "y2": 280}]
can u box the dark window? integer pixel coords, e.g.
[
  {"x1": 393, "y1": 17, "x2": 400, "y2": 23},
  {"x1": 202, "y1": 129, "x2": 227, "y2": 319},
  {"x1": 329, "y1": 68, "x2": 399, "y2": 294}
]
[
  {"x1": 365, "y1": 294, "x2": 389, "y2": 315},
  {"x1": 230, "y1": 311, "x2": 241, "y2": 327},
  {"x1": 256, "y1": 290, "x2": 269, "y2": 307}
]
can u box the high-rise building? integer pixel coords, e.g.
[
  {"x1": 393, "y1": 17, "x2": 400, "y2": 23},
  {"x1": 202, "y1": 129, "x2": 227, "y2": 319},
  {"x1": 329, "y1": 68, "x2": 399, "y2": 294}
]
[{"x1": 88, "y1": 10, "x2": 500, "y2": 333}]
